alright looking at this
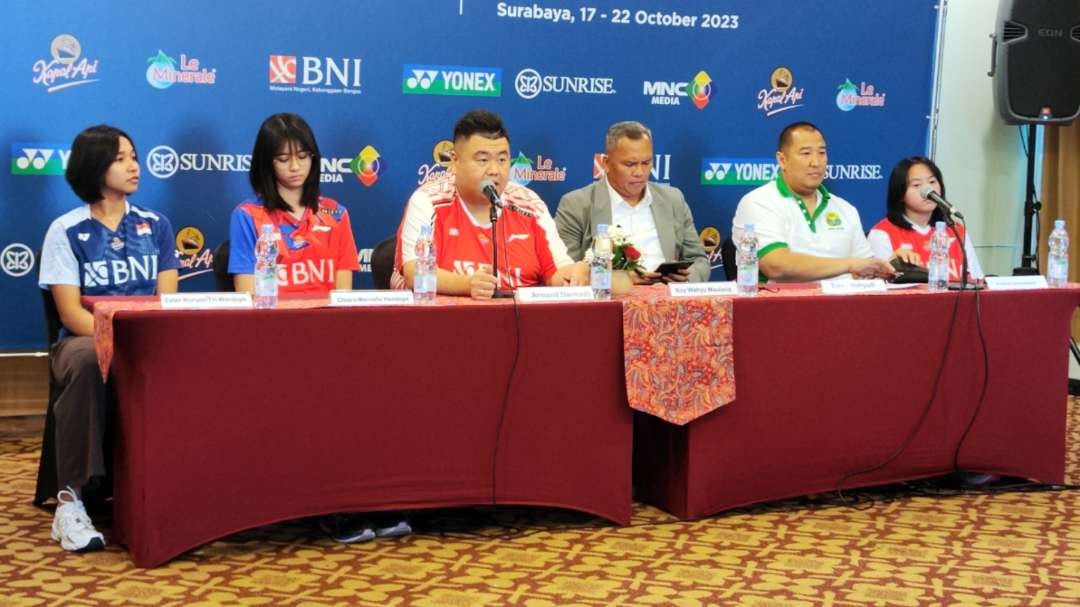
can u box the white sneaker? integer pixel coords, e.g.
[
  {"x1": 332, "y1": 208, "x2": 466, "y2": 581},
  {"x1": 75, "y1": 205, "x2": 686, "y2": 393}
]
[{"x1": 51, "y1": 487, "x2": 105, "y2": 552}]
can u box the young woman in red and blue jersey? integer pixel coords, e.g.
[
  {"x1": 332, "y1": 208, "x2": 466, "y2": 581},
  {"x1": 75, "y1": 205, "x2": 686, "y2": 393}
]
[
  {"x1": 228, "y1": 113, "x2": 359, "y2": 294},
  {"x1": 38, "y1": 125, "x2": 180, "y2": 552}
]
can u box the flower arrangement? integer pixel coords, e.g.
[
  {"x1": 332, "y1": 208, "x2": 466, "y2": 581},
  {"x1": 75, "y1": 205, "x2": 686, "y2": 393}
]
[{"x1": 608, "y1": 225, "x2": 644, "y2": 275}]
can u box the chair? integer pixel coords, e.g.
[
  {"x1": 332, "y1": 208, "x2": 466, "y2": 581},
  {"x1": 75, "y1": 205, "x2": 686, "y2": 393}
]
[
  {"x1": 211, "y1": 240, "x2": 233, "y2": 292},
  {"x1": 370, "y1": 236, "x2": 396, "y2": 289},
  {"x1": 720, "y1": 238, "x2": 737, "y2": 281},
  {"x1": 33, "y1": 256, "x2": 62, "y2": 506}
]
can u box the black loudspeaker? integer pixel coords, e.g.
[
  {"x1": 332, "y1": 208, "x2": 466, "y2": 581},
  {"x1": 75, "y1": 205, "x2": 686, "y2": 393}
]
[{"x1": 989, "y1": 0, "x2": 1080, "y2": 125}]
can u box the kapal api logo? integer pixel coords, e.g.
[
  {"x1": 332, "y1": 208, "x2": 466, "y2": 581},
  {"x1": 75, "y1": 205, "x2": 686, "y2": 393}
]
[
  {"x1": 757, "y1": 67, "x2": 805, "y2": 117},
  {"x1": 11, "y1": 144, "x2": 69, "y2": 176},
  {"x1": 515, "y1": 68, "x2": 615, "y2": 100},
  {"x1": 701, "y1": 158, "x2": 778, "y2": 186},
  {"x1": 403, "y1": 65, "x2": 501, "y2": 97},
  {"x1": 644, "y1": 70, "x2": 713, "y2": 109},
  {"x1": 835, "y1": 78, "x2": 886, "y2": 111},
  {"x1": 146, "y1": 50, "x2": 217, "y2": 89},
  {"x1": 269, "y1": 54, "x2": 361, "y2": 95},
  {"x1": 417, "y1": 140, "x2": 454, "y2": 185},
  {"x1": 1, "y1": 243, "x2": 34, "y2": 278},
  {"x1": 592, "y1": 153, "x2": 672, "y2": 182},
  {"x1": 32, "y1": 34, "x2": 100, "y2": 93},
  {"x1": 509, "y1": 152, "x2": 566, "y2": 186}
]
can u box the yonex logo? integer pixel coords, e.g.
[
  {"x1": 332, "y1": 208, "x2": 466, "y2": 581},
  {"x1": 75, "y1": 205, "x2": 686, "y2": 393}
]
[
  {"x1": 10, "y1": 144, "x2": 69, "y2": 176},
  {"x1": 403, "y1": 65, "x2": 501, "y2": 97},
  {"x1": 701, "y1": 158, "x2": 777, "y2": 186},
  {"x1": 0, "y1": 243, "x2": 34, "y2": 278},
  {"x1": 406, "y1": 69, "x2": 438, "y2": 90},
  {"x1": 147, "y1": 145, "x2": 179, "y2": 179},
  {"x1": 269, "y1": 55, "x2": 296, "y2": 84}
]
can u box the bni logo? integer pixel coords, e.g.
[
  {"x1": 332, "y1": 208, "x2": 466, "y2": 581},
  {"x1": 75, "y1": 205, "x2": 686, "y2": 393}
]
[
  {"x1": 11, "y1": 144, "x2": 69, "y2": 176},
  {"x1": 402, "y1": 65, "x2": 501, "y2": 97},
  {"x1": 701, "y1": 158, "x2": 778, "y2": 186},
  {"x1": 269, "y1": 54, "x2": 361, "y2": 94}
]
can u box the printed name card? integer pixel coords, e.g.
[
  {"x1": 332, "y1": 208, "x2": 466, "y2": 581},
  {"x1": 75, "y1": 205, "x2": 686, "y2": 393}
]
[
  {"x1": 820, "y1": 279, "x2": 887, "y2": 295},
  {"x1": 668, "y1": 282, "x2": 740, "y2": 297},
  {"x1": 330, "y1": 290, "x2": 415, "y2": 306},
  {"x1": 984, "y1": 276, "x2": 1048, "y2": 291},
  {"x1": 160, "y1": 293, "x2": 253, "y2": 309},
  {"x1": 515, "y1": 287, "x2": 595, "y2": 303}
]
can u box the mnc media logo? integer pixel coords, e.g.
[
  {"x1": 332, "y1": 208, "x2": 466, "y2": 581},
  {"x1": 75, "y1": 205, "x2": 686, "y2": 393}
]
[
  {"x1": 644, "y1": 71, "x2": 713, "y2": 109},
  {"x1": 350, "y1": 146, "x2": 383, "y2": 187},
  {"x1": 11, "y1": 144, "x2": 69, "y2": 176},
  {"x1": 403, "y1": 65, "x2": 501, "y2": 97},
  {"x1": 701, "y1": 158, "x2": 778, "y2": 186}
]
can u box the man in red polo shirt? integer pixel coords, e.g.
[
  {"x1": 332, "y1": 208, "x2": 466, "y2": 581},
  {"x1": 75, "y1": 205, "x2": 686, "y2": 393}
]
[{"x1": 393, "y1": 110, "x2": 587, "y2": 298}]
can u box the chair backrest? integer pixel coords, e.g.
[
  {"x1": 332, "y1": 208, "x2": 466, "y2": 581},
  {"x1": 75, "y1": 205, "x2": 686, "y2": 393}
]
[
  {"x1": 720, "y1": 238, "x2": 737, "y2": 281},
  {"x1": 370, "y1": 236, "x2": 396, "y2": 290},
  {"x1": 34, "y1": 249, "x2": 62, "y2": 344},
  {"x1": 212, "y1": 240, "x2": 233, "y2": 292}
]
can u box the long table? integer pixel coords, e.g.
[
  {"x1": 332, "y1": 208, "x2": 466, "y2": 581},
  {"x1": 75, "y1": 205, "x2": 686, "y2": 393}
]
[
  {"x1": 104, "y1": 300, "x2": 632, "y2": 568},
  {"x1": 634, "y1": 286, "x2": 1080, "y2": 518}
]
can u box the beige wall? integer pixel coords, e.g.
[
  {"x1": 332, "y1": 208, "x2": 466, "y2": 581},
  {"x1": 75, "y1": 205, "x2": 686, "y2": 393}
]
[{"x1": 933, "y1": 0, "x2": 1028, "y2": 276}]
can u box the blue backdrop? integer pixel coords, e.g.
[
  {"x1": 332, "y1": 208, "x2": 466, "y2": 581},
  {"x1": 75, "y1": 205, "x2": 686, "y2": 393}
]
[{"x1": 0, "y1": 0, "x2": 939, "y2": 349}]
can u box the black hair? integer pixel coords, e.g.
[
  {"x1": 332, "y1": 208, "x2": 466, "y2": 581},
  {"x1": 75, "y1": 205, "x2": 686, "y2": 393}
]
[
  {"x1": 885, "y1": 156, "x2": 947, "y2": 230},
  {"x1": 452, "y1": 110, "x2": 510, "y2": 145},
  {"x1": 777, "y1": 121, "x2": 822, "y2": 152},
  {"x1": 249, "y1": 113, "x2": 321, "y2": 213},
  {"x1": 65, "y1": 124, "x2": 136, "y2": 203}
]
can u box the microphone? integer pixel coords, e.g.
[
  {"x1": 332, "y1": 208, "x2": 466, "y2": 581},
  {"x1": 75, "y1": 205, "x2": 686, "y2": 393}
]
[
  {"x1": 478, "y1": 179, "x2": 535, "y2": 217},
  {"x1": 919, "y1": 185, "x2": 964, "y2": 221},
  {"x1": 480, "y1": 179, "x2": 501, "y2": 207}
]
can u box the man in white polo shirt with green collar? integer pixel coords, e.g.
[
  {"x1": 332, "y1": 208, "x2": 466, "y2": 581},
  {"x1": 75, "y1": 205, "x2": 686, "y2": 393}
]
[{"x1": 732, "y1": 121, "x2": 895, "y2": 281}]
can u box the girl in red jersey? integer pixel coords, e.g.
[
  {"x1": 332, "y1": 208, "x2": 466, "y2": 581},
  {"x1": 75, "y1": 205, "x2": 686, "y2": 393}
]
[
  {"x1": 228, "y1": 113, "x2": 359, "y2": 294},
  {"x1": 868, "y1": 156, "x2": 983, "y2": 281}
]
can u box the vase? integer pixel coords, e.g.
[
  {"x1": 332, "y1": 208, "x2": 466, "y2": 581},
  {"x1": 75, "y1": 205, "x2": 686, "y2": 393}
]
[{"x1": 611, "y1": 270, "x2": 633, "y2": 297}]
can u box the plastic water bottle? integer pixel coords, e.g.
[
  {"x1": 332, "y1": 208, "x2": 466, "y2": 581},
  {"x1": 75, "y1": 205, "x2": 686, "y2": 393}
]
[
  {"x1": 253, "y1": 224, "x2": 279, "y2": 309},
  {"x1": 413, "y1": 224, "x2": 437, "y2": 303},
  {"x1": 591, "y1": 223, "x2": 613, "y2": 300},
  {"x1": 736, "y1": 224, "x2": 759, "y2": 296},
  {"x1": 928, "y1": 221, "x2": 950, "y2": 292},
  {"x1": 1048, "y1": 219, "x2": 1070, "y2": 288}
]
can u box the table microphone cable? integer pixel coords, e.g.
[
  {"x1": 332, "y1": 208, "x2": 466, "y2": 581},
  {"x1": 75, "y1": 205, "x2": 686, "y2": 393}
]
[
  {"x1": 950, "y1": 284, "x2": 991, "y2": 473},
  {"x1": 490, "y1": 221, "x2": 522, "y2": 505}
]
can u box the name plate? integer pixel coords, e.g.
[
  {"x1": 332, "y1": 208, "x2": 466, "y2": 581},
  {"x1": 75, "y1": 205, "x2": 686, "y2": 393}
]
[
  {"x1": 985, "y1": 276, "x2": 1048, "y2": 290},
  {"x1": 668, "y1": 282, "x2": 739, "y2": 297},
  {"x1": 820, "y1": 279, "x2": 887, "y2": 295},
  {"x1": 516, "y1": 286, "x2": 595, "y2": 303},
  {"x1": 160, "y1": 293, "x2": 253, "y2": 309},
  {"x1": 330, "y1": 290, "x2": 415, "y2": 306}
]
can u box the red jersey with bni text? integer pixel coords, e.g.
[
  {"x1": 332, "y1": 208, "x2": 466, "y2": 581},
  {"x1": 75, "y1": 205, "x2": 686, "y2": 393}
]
[
  {"x1": 432, "y1": 196, "x2": 557, "y2": 289},
  {"x1": 228, "y1": 197, "x2": 359, "y2": 294},
  {"x1": 871, "y1": 219, "x2": 969, "y2": 281}
]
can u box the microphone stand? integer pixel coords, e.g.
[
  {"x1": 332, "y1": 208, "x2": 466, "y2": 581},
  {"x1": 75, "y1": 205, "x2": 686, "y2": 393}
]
[
  {"x1": 488, "y1": 202, "x2": 514, "y2": 299},
  {"x1": 946, "y1": 214, "x2": 981, "y2": 291}
]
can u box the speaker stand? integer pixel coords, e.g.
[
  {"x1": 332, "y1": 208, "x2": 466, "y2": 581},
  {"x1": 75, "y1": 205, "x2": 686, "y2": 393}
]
[{"x1": 1013, "y1": 123, "x2": 1042, "y2": 276}]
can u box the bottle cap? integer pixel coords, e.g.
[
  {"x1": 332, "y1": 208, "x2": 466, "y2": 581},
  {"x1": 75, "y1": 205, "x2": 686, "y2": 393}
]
[
  {"x1": 1055, "y1": 219, "x2": 1065, "y2": 230},
  {"x1": 597, "y1": 223, "x2": 609, "y2": 237},
  {"x1": 934, "y1": 221, "x2": 946, "y2": 231},
  {"x1": 260, "y1": 223, "x2": 274, "y2": 235},
  {"x1": 744, "y1": 223, "x2": 755, "y2": 234}
]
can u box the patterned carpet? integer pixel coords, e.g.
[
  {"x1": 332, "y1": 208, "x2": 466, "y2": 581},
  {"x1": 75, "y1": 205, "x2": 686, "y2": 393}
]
[{"x1": 1, "y1": 397, "x2": 1079, "y2": 606}]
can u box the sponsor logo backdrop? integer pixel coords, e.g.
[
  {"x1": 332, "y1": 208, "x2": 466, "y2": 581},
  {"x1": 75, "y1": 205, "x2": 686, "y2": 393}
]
[{"x1": 0, "y1": 0, "x2": 937, "y2": 348}]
